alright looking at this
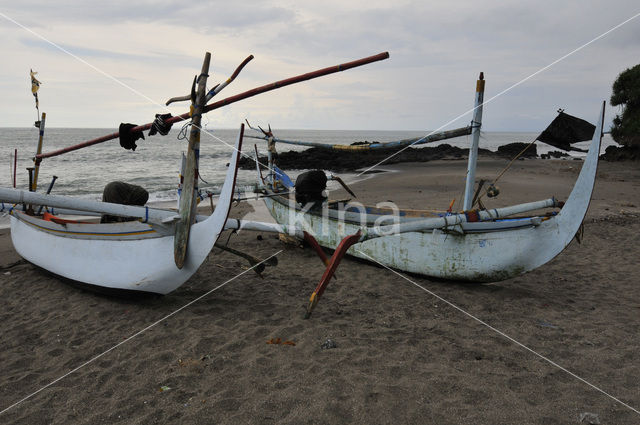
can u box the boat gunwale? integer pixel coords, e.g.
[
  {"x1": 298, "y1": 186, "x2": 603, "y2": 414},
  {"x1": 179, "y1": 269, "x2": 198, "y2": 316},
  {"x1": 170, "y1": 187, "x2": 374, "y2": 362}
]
[{"x1": 11, "y1": 210, "x2": 163, "y2": 240}]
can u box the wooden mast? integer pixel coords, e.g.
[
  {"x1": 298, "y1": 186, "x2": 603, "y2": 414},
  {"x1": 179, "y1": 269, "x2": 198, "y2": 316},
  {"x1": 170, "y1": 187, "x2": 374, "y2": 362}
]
[
  {"x1": 174, "y1": 52, "x2": 211, "y2": 269},
  {"x1": 32, "y1": 112, "x2": 46, "y2": 192},
  {"x1": 463, "y1": 72, "x2": 485, "y2": 211}
]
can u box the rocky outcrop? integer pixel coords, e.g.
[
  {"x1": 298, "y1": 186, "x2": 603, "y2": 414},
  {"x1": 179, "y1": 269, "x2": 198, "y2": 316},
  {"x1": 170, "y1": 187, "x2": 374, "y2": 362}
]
[{"x1": 599, "y1": 145, "x2": 640, "y2": 161}]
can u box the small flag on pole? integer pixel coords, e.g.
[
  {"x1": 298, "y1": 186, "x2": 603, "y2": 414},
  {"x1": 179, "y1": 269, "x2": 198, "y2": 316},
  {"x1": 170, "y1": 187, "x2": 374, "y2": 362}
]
[
  {"x1": 30, "y1": 69, "x2": 41, "y2": 110},
  {"x1": 30, "y1": 69, "x2": 42, "y2": 127}
]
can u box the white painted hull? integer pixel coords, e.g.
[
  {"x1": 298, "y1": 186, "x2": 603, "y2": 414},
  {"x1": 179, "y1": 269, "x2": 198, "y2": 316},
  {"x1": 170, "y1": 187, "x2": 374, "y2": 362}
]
[
  {"x1": 7, "y1": 130, "x2": 243, "y2": 294},
  {"x1": 262, "y1": 106, "x2": 604, "y2": 282},
  {"x1": 10, "y1": 213, "x2": 214, "y2": 294}
]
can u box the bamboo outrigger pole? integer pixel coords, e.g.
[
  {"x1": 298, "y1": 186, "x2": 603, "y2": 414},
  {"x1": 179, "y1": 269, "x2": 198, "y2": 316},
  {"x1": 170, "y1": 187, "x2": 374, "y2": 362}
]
[
  {"x1": 35, "y1": 52, "x2": 390, "y2": 161},
  {"x1": 245, "y1": 125, "x2": 472, "y2": 151}
]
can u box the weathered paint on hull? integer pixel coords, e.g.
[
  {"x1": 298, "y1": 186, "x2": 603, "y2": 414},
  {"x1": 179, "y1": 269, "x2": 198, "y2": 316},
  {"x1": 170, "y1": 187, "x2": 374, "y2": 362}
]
[{"x1": 264, "y1": 198, "x2": 541, "y2": 281}]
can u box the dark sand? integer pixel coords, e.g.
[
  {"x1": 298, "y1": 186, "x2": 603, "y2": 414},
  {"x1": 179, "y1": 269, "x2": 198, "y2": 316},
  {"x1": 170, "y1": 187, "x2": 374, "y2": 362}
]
[{"x1": 1, "y1": 157, "x2": 639, "y2": 424}]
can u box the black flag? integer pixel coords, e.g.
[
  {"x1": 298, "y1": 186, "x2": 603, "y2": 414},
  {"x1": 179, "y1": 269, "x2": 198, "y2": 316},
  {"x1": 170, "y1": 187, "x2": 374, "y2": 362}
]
[{"x1": 537, "y1": 110, "x2": 595, "y2": 152}]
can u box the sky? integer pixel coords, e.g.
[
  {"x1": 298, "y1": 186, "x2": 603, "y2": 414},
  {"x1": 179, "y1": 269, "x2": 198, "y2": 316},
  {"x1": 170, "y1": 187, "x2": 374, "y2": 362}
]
[{"x1": 0, "y1": 1, "x2": 639, "y2": 132}]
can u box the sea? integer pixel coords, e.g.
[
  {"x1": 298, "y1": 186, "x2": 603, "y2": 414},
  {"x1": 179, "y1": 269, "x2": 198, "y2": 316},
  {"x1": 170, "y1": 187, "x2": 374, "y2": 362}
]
[{"x1": 1, "y1": 126, "x2": 615, "y2": 209}]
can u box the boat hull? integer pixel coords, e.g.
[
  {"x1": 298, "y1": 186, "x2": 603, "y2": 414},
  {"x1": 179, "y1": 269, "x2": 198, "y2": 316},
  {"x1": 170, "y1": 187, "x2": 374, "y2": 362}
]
[
  {"x1": 10, "y1": 214, "x2": 216, "y2": 294},
  {"x1": 262, "y1": 104, "x2": 604, "y2": 282},
  {"x1": 7, "y1": 126, "x2": 243, "y2": 294},
  {"x1": 264, "y1": 198, "x2": 563, "y2": 281}
]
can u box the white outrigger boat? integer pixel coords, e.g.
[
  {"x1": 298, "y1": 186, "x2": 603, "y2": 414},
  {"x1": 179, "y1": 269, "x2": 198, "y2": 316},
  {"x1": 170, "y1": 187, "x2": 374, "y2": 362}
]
[
  {"x1": 0, "y1": 51, "x2": 389, "y2": 297},
  {"x1": 2, "y1": 128, "x2": 242, "y2": 295},
  {"x1": 254, "y1": 73, "x2": 605, "y2": 309}
]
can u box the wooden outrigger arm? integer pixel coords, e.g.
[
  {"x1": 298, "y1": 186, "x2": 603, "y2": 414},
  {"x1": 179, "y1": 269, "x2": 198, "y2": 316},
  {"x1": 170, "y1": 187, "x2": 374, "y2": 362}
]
[
  {"x1": 245, "y1": 123, "x2": 472, "y2": 151},
  {"x1": 213, "y1": 241, "x2": 277, "y2": 278},
  {"x1": 35, "y1": 52, "x2": 390, "y2": 161},
  {"x1": 0, "y1": 189, "x2": 562, "y2": 236}
]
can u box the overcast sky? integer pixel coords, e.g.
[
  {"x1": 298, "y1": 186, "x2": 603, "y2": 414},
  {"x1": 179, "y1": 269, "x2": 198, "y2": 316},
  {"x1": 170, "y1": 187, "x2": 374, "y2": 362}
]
[{"x1": 1, "y1": 1, "x2": 639, "y2": 132}]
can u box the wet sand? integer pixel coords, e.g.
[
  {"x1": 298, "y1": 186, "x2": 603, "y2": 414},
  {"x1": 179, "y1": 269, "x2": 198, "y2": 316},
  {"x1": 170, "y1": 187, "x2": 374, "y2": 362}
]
[{"x1": 1, "y1": 157, "x2": 639, "y2": 424}]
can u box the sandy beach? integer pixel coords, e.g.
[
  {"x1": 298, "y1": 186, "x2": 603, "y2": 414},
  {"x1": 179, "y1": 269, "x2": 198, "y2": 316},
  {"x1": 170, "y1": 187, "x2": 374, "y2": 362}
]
[{"x1": 1, "y1": 157, "x2": 639, "y2": 424}]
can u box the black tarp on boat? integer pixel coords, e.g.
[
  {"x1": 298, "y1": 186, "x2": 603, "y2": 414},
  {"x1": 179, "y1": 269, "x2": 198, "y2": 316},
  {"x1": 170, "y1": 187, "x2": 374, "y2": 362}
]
[
  {"x1": 101, "y1": 181, "x2": 149, "y2": 223},
  {"x1": 536, "y1": 110, "x2": 596, "y2": 152}
]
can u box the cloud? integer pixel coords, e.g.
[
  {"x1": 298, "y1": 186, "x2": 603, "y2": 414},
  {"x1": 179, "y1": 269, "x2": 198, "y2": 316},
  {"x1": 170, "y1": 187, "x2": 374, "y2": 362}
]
[
  {"x1": 1, "y1": 1, "x2": 640, "y2": 130},
  {"x1": 4, "y1": 1, "x2": 295, "y2": 29}
]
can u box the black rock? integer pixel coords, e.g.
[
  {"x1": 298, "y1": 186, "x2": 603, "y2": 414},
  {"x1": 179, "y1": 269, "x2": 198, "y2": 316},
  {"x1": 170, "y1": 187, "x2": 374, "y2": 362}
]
[
  {"x1": 321, "y1": 339, "x2": 337, "y2": 350},
  {"x1": 239, "y1": 144, "x2": 497, "y2": 172},
  {"x1": 496, "y1": 142, "x2": 537, "y2": 158},
  {"x1": 599, "y1": 145, "x2": 640, "y2": 161}
]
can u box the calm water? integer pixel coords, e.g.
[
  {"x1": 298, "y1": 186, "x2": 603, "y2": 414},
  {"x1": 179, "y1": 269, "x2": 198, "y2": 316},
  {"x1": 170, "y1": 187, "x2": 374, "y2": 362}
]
[{"x1": 1, "y1": 126, "x2": 614, "y2": 201}]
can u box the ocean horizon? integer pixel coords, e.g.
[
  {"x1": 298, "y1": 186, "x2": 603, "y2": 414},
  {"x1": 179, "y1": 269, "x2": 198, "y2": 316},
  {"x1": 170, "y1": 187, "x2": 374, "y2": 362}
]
[{"x1": 1, "y1": 127, "x2": 614, "y2": 203}]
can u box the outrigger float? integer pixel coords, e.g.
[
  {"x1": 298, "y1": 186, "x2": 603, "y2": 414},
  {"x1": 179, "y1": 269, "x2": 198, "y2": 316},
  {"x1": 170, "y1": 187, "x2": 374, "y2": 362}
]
[
  {"x1": 0, "y1": 51, "x2": 389, "y2": 302},
  {"x1": 252, "y1": 73, "x2": 605, "y2": 315}
]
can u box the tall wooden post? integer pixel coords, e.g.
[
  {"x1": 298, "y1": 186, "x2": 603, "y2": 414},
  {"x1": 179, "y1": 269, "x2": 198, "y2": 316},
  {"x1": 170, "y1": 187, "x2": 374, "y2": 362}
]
[
  {"x1": 32, "y1": 112, "x2": 46, "y2": 192},
  {"x1": 174, "y1": 52, "x2": 211, "y2": 269},
  {"x1": 463, "y1": 73, "x2": 485, "y2": 211},
  {"x1": 13, "y1": 149, "x2": 17, "y2": 188}
]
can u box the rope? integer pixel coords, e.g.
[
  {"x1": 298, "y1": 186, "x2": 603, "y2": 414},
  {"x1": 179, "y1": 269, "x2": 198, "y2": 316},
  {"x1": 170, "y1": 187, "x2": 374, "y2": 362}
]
[
  {"x1": 224, "y1": 228, "x2": 235, "y2": 246},
  {"x1": 177, "y1": 122, "x2": 191, "y2": 140},
  {"x1": 493, "y1": 136, "x2": 539, "y2": 183},
  {"x1": 198, "y1": 173, "x2": 210, "y2": 185},
  {"x1": 473, "y1": 134, "x2": 539, "y2": 208},
  {"x1": 0, "y1": 259, "x2": 27, "y2": 271}
]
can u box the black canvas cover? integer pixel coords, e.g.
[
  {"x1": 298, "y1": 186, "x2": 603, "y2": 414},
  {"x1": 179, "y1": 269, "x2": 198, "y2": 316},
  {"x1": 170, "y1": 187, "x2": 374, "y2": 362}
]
[
  {"x1": 295, "y1": 170, "x2": 327, "y2": 205},
  {"x1": 101, "y1": 181, "x2": 149, "y2": 223},
  {"x1": 536, "y1": 110, "x2": 595, "y2": 152}
]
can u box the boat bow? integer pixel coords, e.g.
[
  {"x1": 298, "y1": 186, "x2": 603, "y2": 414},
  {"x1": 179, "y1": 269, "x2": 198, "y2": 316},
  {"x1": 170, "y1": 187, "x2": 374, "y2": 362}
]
[{"x1": 555, "y1": 101, "x2": 604, "y2": 234}]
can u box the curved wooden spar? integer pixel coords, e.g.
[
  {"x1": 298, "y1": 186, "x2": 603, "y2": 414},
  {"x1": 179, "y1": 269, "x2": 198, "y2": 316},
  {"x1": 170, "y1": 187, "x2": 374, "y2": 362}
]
[
  {"x1": 36, "y1": 52, "x2": 390, "y2": 160},
  {"x1": 166, "y1": 55, "x2": 255, "y2": 106}
]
